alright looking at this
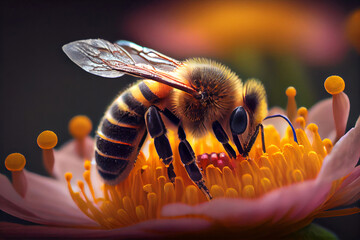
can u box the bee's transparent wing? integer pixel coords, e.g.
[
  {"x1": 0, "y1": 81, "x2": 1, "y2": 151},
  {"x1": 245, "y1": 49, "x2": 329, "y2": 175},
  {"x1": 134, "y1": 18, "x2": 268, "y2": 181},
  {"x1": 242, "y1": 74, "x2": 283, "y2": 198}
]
[
  {"x1": 62, "y1": 39, "x2": 135, "y2": 78},
  {"x1": 63, "y1": 39, "x2": 197, "y2": 95},
  {"x1": 116, "y1": 40, "x2": 181, "y2": 72}
]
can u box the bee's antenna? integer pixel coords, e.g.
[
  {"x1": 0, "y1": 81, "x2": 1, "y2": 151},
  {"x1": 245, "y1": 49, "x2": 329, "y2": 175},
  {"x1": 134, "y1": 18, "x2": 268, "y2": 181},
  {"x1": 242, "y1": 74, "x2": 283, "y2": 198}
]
[{"x1": 263, "y1": 114, "x2": 298, "y2": 143}]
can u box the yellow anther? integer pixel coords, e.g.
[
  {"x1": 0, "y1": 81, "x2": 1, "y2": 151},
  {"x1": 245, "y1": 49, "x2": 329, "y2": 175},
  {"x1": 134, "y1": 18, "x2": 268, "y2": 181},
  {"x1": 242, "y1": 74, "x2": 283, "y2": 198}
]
[
  {"x1": 78, "y1": 180, "x2": 85, "y2": 189},
  {"x1": 297, "y1": 107, "x2": 308, "y2": 122},
  {"x1": 292, "y1": 169, "x2": 304, "y2": 182},
  {"x1": 242, "y1": 174, "x2": 253, "y2": 186},
  {"x1": 69, "y1": 115, "x2": 92, "y2": 139},
  {"x1": 210, "y1": 185, "x2": 225, "y2": 198},
  {"x1": 164, "y1": 182, "x2": 175, "y2": 204},
  {"x1": 324, "y1": 76, "x2": 345, "y2": 95},
  {"x1": 242, "y1": 185, "x2": 255, "y2": 198},
  {"x1": 147, "y1": 192, "x2": 158, "y2": 219},
  {"x1": 260, "y1": 178, "x2": 272, "y2": 192},
  {"x1": 286, "y1": 86, "x2": 297, "y2": 121},
  {"x1": 37, "y1": 130, "x2": 58, "y2": 149},
  {"x1": 185, "y1": 185, "x2": 199, "y2": 205},
  {"x1": 295, "y1": 117, "x2": 306, "y2": 129},
  {"x1": 307, "y1": 123, "x2": 326, "y2": 158},
  {"x1": 84, "y1": 160, "x2": 91, "y2": 171},
  {"x1": 286, "y1": 86, "x2": 297, "y2": 97},
  {"x1": 225, "y1": 188, "x2": 238, "y2": 198},
  {"x1": 5, "y1": 153, "x2": 26, "y2": 171},
  {"x1": 135, "y1": 205, "x2": 147, "y2": 221},
  {"x1": 267, "y1": 145, "x2": 281, "y2": 155},
  {"x1": 323, "y1": 138, "x2": 333, "y2": 154},
  {"x1": 143, "y1": 184, "x2": 153, "y2": 193},
  {"x1": 307, "y1": 123, "x2": 318, "y2": 132},
  {"x1": 65, "y1": 172, "x2": 73, "y2": 182}
]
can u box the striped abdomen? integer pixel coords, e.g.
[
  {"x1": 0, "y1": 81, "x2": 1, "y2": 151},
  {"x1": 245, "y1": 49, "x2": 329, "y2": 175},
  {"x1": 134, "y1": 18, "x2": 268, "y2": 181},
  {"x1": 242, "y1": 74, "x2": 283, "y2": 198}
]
[{"x1": 95, "y1": 80, "x2": 172, "y2": 184}]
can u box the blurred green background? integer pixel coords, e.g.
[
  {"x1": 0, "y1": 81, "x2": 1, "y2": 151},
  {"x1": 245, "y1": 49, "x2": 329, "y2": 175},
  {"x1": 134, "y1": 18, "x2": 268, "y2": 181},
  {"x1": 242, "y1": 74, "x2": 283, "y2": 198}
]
[{"x1": 0, "y1": 0, "x2": 359, "y2": 239}]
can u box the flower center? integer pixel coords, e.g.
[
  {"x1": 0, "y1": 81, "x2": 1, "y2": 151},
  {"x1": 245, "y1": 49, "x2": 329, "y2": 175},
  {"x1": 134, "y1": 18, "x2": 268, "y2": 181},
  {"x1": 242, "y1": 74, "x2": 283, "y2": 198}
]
[{"x1": 65, "y1": 114, "x2": 333, "y2": 229}]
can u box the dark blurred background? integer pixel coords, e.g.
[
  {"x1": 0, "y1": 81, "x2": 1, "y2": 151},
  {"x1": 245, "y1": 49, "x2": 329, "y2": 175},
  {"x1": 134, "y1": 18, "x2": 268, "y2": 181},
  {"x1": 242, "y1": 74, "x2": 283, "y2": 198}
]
[{"x1": 0, "y1": 0, "x2": 359, "y2": 239}]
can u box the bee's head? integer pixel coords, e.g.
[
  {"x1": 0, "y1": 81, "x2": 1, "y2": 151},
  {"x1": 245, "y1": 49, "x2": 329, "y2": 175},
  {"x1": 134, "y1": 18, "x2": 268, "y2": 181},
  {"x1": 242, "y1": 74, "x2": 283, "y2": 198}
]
[
  {"x1": 230, "y1": 79, "x2": 268, "y2": 156},
  {"x1": 173, "y1": 59, "x2": 242, "y2": 137}
]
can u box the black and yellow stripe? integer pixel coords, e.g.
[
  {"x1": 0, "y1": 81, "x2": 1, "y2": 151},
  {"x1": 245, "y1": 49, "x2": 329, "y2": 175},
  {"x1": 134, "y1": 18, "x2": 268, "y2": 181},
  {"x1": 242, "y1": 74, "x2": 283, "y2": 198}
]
[{"x1": 95, "y1": 81, "x2": 172, "y2": 183}]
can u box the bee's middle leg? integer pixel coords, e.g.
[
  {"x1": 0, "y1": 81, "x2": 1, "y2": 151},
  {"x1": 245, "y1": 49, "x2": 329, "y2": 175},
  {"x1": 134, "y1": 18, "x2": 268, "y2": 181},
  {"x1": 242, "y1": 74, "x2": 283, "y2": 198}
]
[{"x1": 145, "y1": 106, "x2": 176, "y2": 182}]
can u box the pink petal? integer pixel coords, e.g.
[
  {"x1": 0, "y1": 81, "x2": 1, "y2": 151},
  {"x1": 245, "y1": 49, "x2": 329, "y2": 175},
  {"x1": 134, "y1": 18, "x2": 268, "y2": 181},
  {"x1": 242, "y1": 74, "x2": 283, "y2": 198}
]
[
  {"x1": 0, "y1": 174, "x2": 96, "y2": 227},
  {"x1": 337, "y1": 166, "x2": 360, "y2": 190},
  {"x1": 264, "y1": 107, "x2": 288, "y2": 137},
  {"x1": 308, "y1": 98, "x2": 336, "y2": 140},
  {"x1": 53, "y1": 136, "x2": 94, "y2": 181},
  {"x1": 317, "y1": 123, "x2": 360, "y2": 183},
  {"x1": 325, "y1": 176, "x2": 360, "y2": 209},
  {"x1": 332, "y1": 92, "x2": 350, "y2": 141},
  {"x1": 162, "y1": 180, "x2": 331, "y2": 225},
  {"x1": 0, "y1": 218, "x2": 211, "y2": 239},
  {"x1": 23, "y1": 170, "x2": 95, "y2": 222}
]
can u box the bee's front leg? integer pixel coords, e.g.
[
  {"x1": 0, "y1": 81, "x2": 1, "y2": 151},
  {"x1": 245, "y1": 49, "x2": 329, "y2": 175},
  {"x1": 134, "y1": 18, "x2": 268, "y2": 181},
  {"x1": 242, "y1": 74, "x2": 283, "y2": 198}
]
[
  {"x1": 212, "y1": 121, "x2": 237, "y2": 159},
  {"x1": 145, "y1": 106, "x2": 176, "y2": 182}
]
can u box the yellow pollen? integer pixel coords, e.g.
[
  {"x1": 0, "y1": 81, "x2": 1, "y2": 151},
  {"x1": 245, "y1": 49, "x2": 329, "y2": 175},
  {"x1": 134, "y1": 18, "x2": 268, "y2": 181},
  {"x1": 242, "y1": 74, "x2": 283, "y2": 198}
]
[
  {"x1": 69, "y1": 115, "x2": 92, "y2": 139},
  {"x1": 324, "y1": 76, "x2": 345, "y2": 95},
  {"x1": 37, "y1": 130, "x2": 58, "y2": 149},
  {"x1": 5, "y1": 153, "x2": 26, "y2": 171},
  {"x1": 66, "y1": 122, "x2": 336, "y2": 229}
]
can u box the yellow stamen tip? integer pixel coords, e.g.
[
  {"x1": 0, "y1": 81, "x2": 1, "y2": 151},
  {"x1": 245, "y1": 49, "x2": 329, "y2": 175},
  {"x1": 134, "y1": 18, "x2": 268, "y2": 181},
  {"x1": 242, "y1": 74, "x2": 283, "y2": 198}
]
[
  {"x1": 307, "y1": 123, "x2": 318, "y2": 132},
  {"x1": 324, "y1": 75, "x2": 345, "y2": 95},
  {"x1": 65, "y1": 172, "x2": 73, "y2": 181},
  {"x1": 5, "y1": 153, "x2": 26, "y2": 171},
  {"x1": 323, "y1": 138, "x2": 333, "y2": 154},
  {"x1": 295, "y1": 117, "x2": 306, "y2": 129},
  {"x1": 69, "y1": 115, "x2": 92, "y2": 139},
  {"x1": 37, "y1": 130, "x2": 58, "y2": 149},
  {"x1": 286, "y1": 86, "x2": 296, "y2": 97},
  {"x1": 84, "y1": 160, "x2": 91, "y2": 171},
  {"x1": 297, "y1": 107, "x2": 308, "y2": 118}
]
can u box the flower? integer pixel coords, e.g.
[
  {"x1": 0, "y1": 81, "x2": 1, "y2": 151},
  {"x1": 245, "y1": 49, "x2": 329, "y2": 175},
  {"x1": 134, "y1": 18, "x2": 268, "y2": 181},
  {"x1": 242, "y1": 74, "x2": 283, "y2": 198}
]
[
  {"x1": 0, "y1": 76, "x2": 359, "y2": 239},
  {"x1": 123, "y1": 0, "x2": 347, "y2": 65}
]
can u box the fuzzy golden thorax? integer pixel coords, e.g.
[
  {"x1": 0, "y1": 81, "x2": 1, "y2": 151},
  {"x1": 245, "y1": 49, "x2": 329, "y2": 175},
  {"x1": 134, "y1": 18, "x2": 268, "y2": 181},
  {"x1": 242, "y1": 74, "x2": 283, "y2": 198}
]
[{"x1": 172, "y1": 59, "x2": 243, "y2": 137}]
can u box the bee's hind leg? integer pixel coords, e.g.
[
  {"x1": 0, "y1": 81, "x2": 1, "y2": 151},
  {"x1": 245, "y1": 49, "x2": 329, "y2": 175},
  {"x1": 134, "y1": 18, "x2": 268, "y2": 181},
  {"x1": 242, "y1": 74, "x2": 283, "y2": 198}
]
[{"x1": 145, "y1": 106, "x2": 176, "y2": 182}]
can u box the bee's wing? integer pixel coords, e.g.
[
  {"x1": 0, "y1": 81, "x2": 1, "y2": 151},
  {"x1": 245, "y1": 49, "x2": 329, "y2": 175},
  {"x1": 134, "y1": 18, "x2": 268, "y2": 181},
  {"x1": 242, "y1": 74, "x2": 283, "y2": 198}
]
[
  {"x1": 115, "y1": 40, "x2": 181, "y2": 72},
  {"x1": 63, "y1": 39, "x2": 197, "y2": 95}
]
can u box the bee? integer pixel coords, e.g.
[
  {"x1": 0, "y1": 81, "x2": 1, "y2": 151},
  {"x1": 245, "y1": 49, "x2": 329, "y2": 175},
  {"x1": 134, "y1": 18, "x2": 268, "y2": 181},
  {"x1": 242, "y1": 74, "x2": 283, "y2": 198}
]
[{"x1": 63, "y1": 39, "x2": 268, "y2": 200}]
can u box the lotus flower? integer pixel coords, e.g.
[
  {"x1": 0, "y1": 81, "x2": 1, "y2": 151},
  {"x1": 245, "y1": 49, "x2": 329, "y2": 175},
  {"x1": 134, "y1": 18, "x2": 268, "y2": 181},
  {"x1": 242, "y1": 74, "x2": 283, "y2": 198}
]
[{"x1": 1, "y1": 76, "x2": 359, "y2": 239}]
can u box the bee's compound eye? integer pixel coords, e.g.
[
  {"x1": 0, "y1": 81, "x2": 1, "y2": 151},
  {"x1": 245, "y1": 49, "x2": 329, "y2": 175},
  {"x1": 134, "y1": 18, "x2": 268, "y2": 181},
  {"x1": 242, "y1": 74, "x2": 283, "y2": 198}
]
[{"x1": 230, "y1": 106, "x2": 248, "y2": 134}]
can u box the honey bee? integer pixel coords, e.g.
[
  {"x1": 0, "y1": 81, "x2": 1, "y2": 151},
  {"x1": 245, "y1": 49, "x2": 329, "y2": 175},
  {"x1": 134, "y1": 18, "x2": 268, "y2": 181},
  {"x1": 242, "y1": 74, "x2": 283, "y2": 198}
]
[{"x1": 63, "y1": 39, "x2": 268, "y2": 200}]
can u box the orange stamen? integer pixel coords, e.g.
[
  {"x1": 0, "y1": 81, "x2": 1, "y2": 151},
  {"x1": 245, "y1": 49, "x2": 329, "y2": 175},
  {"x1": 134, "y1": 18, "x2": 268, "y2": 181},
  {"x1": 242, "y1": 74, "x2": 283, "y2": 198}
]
[
  {"x1": 69, "y1": 115, "x2": 92, "y2": 158},
  {"x1": 286, "y1": 86, "x2": 297, "y2": 122},
  {"x1": 324, "y1": 76, "x2": 350, "y2": 142},
  {"x1": 37, "y1": 130, "x2": 57, "y2": 174},
  {"x1": 5, "y1": 153, "x2": 27, "y2": 198}
]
